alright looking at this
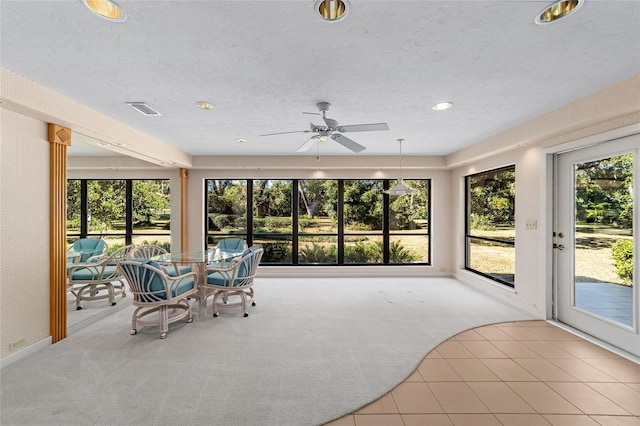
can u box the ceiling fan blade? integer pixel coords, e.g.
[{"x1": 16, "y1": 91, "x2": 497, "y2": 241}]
[
  {"x1": 296, "y1": 137, "x2": 318, "y2": 152},
  {"x1": 338, "y1": 123, "x2": 389, "y2": 133},
  {"x1": 332, "y1": 134, "x2": 366, "y2": 153},
  {"x1": 260, "y1": 129, "x2": 310, "y2": 137}
]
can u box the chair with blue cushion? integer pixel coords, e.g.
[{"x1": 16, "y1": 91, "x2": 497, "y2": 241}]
[
  {"x1": 71, "y1": 238, "x2": 108, "y2": 263},
  {"x1": 129, "y1": 244, "x2": 192, "y2": 276},
  {"x1": 217, "y1": 238, "x2": 247, "y2": 251},
  {"x1": 118, "y1": 259, "x2": 198, "y2": 339},
  {"x1": 67, "y1": 244, "x2": 134, "y2": 310},
  {"x1": 204, "y1": 246, "x2": 263, "y2": 318}
]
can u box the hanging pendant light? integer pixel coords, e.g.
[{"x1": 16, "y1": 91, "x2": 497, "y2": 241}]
[{"x1": 384, "y1": 139, "x2": 417, "y2": 196}]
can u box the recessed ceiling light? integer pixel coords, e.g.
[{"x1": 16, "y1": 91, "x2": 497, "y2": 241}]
[
  {"x1": 81, "y1": 0, "x2": 127, "y2": 22},
  {"x1": 432, "y1": 102, "x2": 453, "y2": 111},
  {"x1": 315, "y1": 0, "x2": 349, "y2": 22},
  {"x1": 535, "y1": 0, "x2": 584, "y2": 25},
  {"x1": 196, "y1": 101, "x2": 213, "y2": 110}
]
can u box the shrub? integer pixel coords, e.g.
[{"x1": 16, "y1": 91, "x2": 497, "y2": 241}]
[
  {"x1": 262, "y1": 242, "x2": 291, "y2": 263},
  {"x1": 611, "y1": 239, "x2": 633, "y2": 284},
  {"x1": 470, "y1": 214, "x2": 496, "y2": 231},
  {"x1": 209, "y1": 214, "x2": 236, "y2": 231},
  {"x1": 389, "y1": 241, "x2": 420, "y2": 263},
  {"x1": 264, "y1": 216, "x2": 290, "y2": 231},
  {"x1": 345, "y1": 241, "x2": 382, "y2": 263},
  {"x1": 300, "y1": 243, "x2": 337, "y2": 263},
  {"x1": 298, "y1": 217, "x2": 311, "y2": 231}
]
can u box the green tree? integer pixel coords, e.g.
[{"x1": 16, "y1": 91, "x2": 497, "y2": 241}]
[
  {"x1": 87, "y1": 180, "x2": 126, "y2": 233},
  {"x1": 132, "y1": 180, "x2": 170, "y2": 225},
  {"x1": 575, "y1": 154, "x2": 633, "y2": 228},
  {"x1": 469, "y1": 168, "x2": 515, "y2": 227},
  {"x1": 298, "y1": 180, "x2": 329, "y2": 217},
  {"x1": 389, "y1": 180, "x2": 429, "y2": 230},
  {"x1": 344, "y1": 180, "x2": 383, "y2": 230},
  {"x1": 67, "y1": 179, "x2": 81, "y2": 230}
]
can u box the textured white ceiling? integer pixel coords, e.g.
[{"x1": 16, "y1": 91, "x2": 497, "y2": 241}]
[{"x1": 1, "y1": 0, "x2": 639, "y2": 157}]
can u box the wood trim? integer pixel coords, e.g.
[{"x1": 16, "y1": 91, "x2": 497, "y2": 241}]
[
  {"x1": 48, "y1": 123, "x2": 69, "y2": 342},
  {"x1": 48, "y1": 124, "x2": 71, "y2": 146},
  {"x1": 180, "y1": 168, "x2": 189, "y2": 251}
]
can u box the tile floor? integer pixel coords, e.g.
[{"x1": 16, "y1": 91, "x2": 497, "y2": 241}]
[{"x1": 324, "y1": 321, "x2": 640, "y2": 426}]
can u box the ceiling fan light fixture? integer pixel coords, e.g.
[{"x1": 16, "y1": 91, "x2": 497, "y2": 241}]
[
  {"x1": 315, "y1": 0, "x2": 349, "y2": 22},
  {"x1": 535, "y1": 0, "x2": 584, "y2": 25},
  {"x1": 81, "y1": 0, "x2": 127, "y2": 22}
]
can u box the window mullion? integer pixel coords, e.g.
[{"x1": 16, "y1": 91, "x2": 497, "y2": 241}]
[
  {"x1": 247, "y1": 180, "x2": 253, "y2": 247},
  {"x1": 80, "y1": 180, "x2": 88, "y2": 237},
  {"x1": 338, "y1": 180, "x2": 344, "y2": 265},
  {"x1": 125, "y1": 180, "x2": 133, "y2": 246},
  {"x1": 292, "y1": 179, "x2": 299, "y2": 265},
  {"x1": 383, "y1": 179, "x2": 390, "y2": 264}
]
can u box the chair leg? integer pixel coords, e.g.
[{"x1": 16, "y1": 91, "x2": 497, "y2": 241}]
[
  {"x1": 239, "y1": 291, "x2": 249, "y2": 317},
  {"x1": 211, "y1": 292, "x2": 224, "y2": 317},
  {"x1": 158, "y1": 305, "x2": 169, "y2": 339},
  {"x1": 106, "y1": 283, "x2": 116, "y2": 306}
]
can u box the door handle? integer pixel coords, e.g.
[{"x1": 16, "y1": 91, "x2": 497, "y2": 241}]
[{"x1": 553, "y1": 243, "x2": 564, "y2": 250}]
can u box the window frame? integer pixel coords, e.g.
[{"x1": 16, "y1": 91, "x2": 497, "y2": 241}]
[
  {"x1": 205, "y1": 178, "x2": 431, "y2": 266},
  {"x1": 67, "y1": 178, "x2": 171, "y2": 248},
  {"x1": 464, "y1": 166, "x2": 516, "y2": 287}
]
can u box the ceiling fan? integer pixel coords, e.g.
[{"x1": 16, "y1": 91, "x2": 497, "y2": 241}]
[{"x1": 260, "y1": 102, "x2": 389, "y2": 153}]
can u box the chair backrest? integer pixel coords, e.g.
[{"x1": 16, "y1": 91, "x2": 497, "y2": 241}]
[
  {"x1": 129, "y1": 244, "x2": 168, "y2": 259},
  {"x1": 72, "y1": 238, "x2": 107, "y2": 262},
  {"x1": 235, "y1": 246, "x2": 264, "y2": 281},
  {"x1": 118, "y1": 259, "x2": 169, "y2": 302},
  {"x1": 109, "y1": 244, "x2": 135, "y2": 263},
  {"x1": 217, "y1": 238, "x2": 247, "y2": 251}
]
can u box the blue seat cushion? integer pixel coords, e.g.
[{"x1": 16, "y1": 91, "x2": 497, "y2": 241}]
[
  {"x1": 71, "y1": 265, "x2": 119, "y2": 281},
  {"x1": 171, "y1": 277, "x2": 195, "y2": 297},
  {"x1": 166, "y1": 265, "x2": 193, "y2": 277},
  {"x1": 207, "y1": 272, "x2": 240, "y2": 287}
]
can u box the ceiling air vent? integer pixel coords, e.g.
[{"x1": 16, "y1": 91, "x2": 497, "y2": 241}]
[{"x1": 126, "y1": 102, "x2": 161, "y2": 116}]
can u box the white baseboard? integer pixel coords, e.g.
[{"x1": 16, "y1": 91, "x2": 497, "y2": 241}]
[
  {"x1": 0, "y1": 336, "x2": 51, "y2": 369},
  {"x1": 454, "y1": 269, "x2": 544, "y2": 318},
  {"x1": 258, "y1": 265, "x2": 449, "y2": 278}
]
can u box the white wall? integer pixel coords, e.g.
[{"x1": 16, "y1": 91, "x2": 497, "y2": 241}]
[
  {"x1": 450, "y1": 145, "x2": 547, "y2": 316},
  {"x1": 0, "y1": 108, "x2": 51, "y2": 359}
]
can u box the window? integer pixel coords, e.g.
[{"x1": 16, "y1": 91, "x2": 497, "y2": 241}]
[
  {"x1": 206, "y1": 178, "x2": 431, "y2": 266},
  {"x1": 388, "y1": 179, "x2": 430, "y2": 264},
  {"x1": 298, "y1": 179, "x2": 337, "y2": 264},
  {"x1": 67, "y1": 179, "x2": 171, "y2": 250},
  {"x1": 206, "y1": 179, "x2": 247, "y2": 246},
  {"x1": 465, "y1": 166, "x2": 516, "y2": 286},
  {"x1": 253, "y1": 179, "x2": 293, "y2": 264}
]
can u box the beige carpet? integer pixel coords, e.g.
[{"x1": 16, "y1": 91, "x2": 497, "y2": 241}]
[{"x1": 1, "y1": 277, "x2": 536, "y2": 426}]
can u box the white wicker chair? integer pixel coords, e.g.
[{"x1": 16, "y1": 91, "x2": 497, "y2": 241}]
[
  {"x1": 204, "y1": 246, "x2": 263, "y2": 317},
  {"x1": 118, "y1": 259, "x2": 198, "y2": 339},
  {"x1": 67, "y1": 244, "x2": 134, "y2": 310},
  {"x1": 129, "y1": 244, "x2": 192, "y2": 276}
]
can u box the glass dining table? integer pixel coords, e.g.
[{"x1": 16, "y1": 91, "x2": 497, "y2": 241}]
[{"x1": 154, "y1": 248, "x2": 244, "y2": 317}]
